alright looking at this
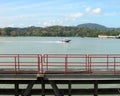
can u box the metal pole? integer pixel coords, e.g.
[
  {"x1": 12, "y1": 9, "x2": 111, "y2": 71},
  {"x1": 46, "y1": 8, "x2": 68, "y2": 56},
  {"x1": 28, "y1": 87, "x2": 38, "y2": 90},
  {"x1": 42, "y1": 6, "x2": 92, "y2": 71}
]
[
  {"x1": 42, "y1": 79, "x2": 45, "y2": 96},
  {"x1": 15, "y1": 82, "x2": 19, "y2": 96},
  {"x1": 114, "y1": 57, "x2": 116, "y2": 74},
  {"x1": 68, "y1": 80, "x2": 71, "y2": 96},
  {"x1": 65, "y1": 54, "x2": 68, "y2": 74},
  {"x1": 49, "y1": 80, "x2": 63, "y2": 96},
  {"x1": 38, "y1": 55, "x2": 40, "y2": 74},
  {"x1": 94, "y1": 80, "x2": 98, "y2": 96},
  {"x1": 14, "y1": 57, "x2": 17, "y2": 74}
]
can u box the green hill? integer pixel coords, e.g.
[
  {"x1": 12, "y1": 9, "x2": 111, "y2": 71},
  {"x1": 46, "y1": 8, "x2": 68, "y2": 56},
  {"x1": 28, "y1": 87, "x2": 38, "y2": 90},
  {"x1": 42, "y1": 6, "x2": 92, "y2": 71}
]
[{"x1": 77, "y1": 23, "x2": 107, "y2": 29}]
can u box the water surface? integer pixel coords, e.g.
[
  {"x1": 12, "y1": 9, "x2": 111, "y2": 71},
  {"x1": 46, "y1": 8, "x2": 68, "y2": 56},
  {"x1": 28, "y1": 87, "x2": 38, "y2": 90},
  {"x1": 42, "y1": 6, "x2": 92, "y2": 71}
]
[{"x1": 0, "y1": 37, "x2": 120, "y2": 54}]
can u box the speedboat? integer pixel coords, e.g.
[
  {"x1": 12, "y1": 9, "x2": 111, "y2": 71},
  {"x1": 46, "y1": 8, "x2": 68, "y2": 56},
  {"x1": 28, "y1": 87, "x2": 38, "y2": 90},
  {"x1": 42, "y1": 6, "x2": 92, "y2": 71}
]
[
  {"x1": 61, "y1": 39, "x2": 71, "y2": 43},
  {"x1": 115, "y1": 34, "x2": 120, "y2": 39}
]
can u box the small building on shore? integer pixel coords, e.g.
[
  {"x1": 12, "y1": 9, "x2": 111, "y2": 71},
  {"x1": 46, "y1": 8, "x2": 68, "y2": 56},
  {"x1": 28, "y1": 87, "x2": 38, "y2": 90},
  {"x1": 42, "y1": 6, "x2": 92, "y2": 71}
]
[{"x1": 98, "y1": 35, "x2": 116, "y2": 38}]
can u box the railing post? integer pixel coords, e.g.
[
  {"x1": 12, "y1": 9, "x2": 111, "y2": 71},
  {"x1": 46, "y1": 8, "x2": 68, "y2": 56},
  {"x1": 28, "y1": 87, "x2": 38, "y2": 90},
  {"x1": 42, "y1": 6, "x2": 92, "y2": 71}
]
[
  {"x1": 87, "y1": 55, "x2": 89, "y2": 73},
  {"x1": 86, "y1": 54, "x2": 88, "y2": 72},
  {"x1": 38, "y1": 55, "x2": 40, "y2": 74},
  {"x1": 46, "y1": 55, "x2": 48, "y2": 71},
  {"x1": 14, "y1": 56, "x2": 17, "y2": 74},
  {"x1": 88, "y1": 55, "x2": 91, "y2": 74},
  {"x1": 64, "y1": 54, "x2": 68, "y2": 74},
  {"x1": 114, "y1": 57, "x2": 116, "y2": 74},
  {"x1": 90, "y1": 57, "x2": 92, "y2": 73},
  {"x1": 41, "y1": 55, "x2": 43, "y2": 74},
  {"x1": 107, "y1": 55, "x2": 109, "y2": 72},
  {"x1": 18, "y1": 54, "x2": 20, "y2": 71}
]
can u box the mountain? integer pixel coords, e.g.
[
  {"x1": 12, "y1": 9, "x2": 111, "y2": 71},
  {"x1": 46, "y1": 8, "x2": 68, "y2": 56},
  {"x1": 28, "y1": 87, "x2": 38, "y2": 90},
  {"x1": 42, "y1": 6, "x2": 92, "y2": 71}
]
[{"x1": 77, "y1": 23, "x2": 107, "y2": 30}]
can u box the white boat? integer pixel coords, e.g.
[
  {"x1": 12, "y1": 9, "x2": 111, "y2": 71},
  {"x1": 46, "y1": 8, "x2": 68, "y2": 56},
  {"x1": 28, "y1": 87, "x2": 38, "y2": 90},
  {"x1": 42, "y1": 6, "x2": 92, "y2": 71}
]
[
  {"x1": 115, "y1": 34, "x2": 120, "y2": 39},
  {"x1": 61, "y1": 39, "x2": 71, "y2": 43}
]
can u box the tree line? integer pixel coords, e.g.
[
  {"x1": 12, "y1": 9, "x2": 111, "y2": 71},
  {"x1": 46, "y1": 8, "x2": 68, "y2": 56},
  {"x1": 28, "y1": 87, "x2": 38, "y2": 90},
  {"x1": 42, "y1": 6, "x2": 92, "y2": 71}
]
[{"x1": 0, "y1": 26, "x2": 120, "y2": 37}]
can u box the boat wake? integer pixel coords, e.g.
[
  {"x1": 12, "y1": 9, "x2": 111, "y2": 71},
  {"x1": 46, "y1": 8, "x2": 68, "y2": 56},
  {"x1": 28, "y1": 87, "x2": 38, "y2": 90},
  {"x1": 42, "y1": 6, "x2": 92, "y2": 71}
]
[{"x1": 0, "y1": 40, "x2": 65, "y2": 43}]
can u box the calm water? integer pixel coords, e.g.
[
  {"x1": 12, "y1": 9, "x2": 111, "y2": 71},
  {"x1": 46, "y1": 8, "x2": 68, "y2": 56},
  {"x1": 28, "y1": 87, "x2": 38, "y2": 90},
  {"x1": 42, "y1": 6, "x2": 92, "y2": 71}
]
[
  {"x1": 0, "y1": 37, "x2": 120, "y2": 96},
  {"x1": 0, "y1": 37, "x2": 120, "y2": 54}
]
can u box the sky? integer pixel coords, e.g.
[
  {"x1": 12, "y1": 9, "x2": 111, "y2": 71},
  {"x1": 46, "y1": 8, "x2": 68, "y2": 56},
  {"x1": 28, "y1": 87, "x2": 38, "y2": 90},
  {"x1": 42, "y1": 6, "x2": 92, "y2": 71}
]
[{"x1": 0, "y1": 0, "x2": 120, "y2": 28}]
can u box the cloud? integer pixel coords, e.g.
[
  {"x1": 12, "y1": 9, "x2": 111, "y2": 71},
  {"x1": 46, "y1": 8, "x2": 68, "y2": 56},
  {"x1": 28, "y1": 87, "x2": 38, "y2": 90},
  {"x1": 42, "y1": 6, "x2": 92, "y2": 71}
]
[
  {"x1": 40, "y1": 18, "x2": 64, "y2": 27},
  {"x1": 86, "y1": 7, "x2": 101, "y2": 15},
  {"x1": 92, "y1": 8, "x2": 101, "y2": 14},
  {"x1": 70, "y1": 13, "x2": 83, "y2": 18},
  {"x1": 65, "y1": 12, "x2": 83, "y2": 21},
  {"x1": 86, "y1": 7, "x2": 91, "y2": 13}
]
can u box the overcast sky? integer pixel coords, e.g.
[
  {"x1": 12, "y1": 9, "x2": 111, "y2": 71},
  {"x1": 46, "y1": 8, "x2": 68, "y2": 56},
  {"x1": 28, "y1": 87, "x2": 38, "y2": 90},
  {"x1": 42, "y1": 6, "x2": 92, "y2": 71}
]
[{"x1": 0, "y1": 0, "x2": 120, "y2": 28}]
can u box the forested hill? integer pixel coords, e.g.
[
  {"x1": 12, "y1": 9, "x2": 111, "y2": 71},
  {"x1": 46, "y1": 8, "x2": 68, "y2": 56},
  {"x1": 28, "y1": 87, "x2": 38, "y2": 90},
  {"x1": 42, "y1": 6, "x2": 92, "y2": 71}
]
[
  {"x1": 0, "y1": 23, "x2": 120, "y2": 37},
  {"x1": 77, "y1": 23, "x2": 107, "y2": 30}
]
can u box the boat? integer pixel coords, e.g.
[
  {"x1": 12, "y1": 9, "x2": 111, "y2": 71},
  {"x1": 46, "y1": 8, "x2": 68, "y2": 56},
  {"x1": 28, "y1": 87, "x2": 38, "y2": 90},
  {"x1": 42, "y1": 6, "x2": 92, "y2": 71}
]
[
  {"x1": 61, "y1": 39, "x2": 71, "y2": 43},
  {"x1": 115, "y1": 34, "x2": 120, "y2": 39}
]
